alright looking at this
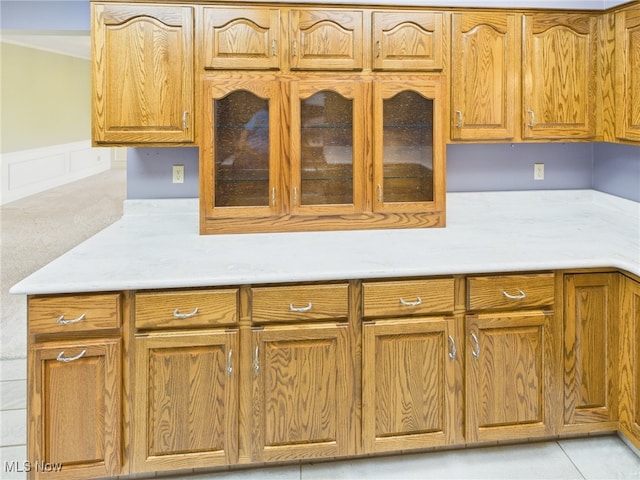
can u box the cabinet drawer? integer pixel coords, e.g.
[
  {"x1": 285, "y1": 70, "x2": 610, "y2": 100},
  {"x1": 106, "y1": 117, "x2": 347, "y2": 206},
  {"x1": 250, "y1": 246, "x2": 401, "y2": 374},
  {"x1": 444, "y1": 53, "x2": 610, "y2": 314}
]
[
  {"x1": 252, "y1": 284, "x2": 348, "y2": 322},
  {"x1": 29, "y1": 293, "x2": 121, "y2": 335},
  {"x1": 467, "y1": 273, "x2": 554, "y2": 311},
  {"x1": 135, "y1": 289, "x2": 238, "y2": 330},
  {"x1": 363, "y1": 278, "x2": 455, "y2": 317}
]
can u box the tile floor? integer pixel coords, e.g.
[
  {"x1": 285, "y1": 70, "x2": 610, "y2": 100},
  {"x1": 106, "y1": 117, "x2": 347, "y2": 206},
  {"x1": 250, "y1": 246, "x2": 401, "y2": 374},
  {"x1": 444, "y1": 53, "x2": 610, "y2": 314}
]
[{"x1": 1, "y1": 358, "x2": 639, "y2": 480}]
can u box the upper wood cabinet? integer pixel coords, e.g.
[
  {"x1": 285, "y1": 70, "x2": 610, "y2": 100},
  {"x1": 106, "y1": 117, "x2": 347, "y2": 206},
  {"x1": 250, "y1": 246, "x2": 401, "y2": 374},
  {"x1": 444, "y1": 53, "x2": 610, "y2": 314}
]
[
  {"x1": 372, "y1": 11, "x2": 444, "y2": 71},
  {"x1": 522, "y1": 13, "x2": 598, "y2": 140},
  {"x1": 615, "y1": 8, "x2": 640, "y2": 142},
  {"x1": 92, "y1": 4, "x2": 194, "y2": 144},
  {"x1": 451, "y1": 12, "x2": 520, "y2": 141},
  {"x1": 202, "y1": 6, "x2": 281, "y2": 70},
  {"x1": 289, "y1": 9, "x2": 364, "y2": 71}
]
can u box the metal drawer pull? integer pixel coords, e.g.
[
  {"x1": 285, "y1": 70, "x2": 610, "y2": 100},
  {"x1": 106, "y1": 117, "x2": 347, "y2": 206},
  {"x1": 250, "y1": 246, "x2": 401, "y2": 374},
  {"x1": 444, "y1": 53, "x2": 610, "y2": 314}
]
[
  {"x1": 272, "y1": 39, "x2": 277, "y2": 56},
  {"x1": 56, "y1": 313, "x2": 86, "y2": 325},
  {"x1": 289, "y1": 302, "x2": 312, "y2": 313},
  {"x1": 448, "y1": 335, "x2": 456, "y2": 360},
  {"x1": 502, "y1": 289, "x2": 526, "y2": 300},
  {"x1": 173, "y1": 307, "x2": 199, "y2": 319},
  {"x1": 376, "y1": 40, "x2": 382, "y2": 57},
  {"x1": 471, "y1": 333, "x2": 480, "y2": 359},
  {"x1": 455, "y1": 110, "x2": 463, "y2": 128},
  {"x1": 253, "y1": 346, "x2": 260, "y2": 374},
  {"x1": 57, "y1": 349, "x2": 87, "y2": 363},
  {"x1": 527, "y1": 109, "x2": 535, "y2": 127},
  {"x1": 227, "y1": 349, "x2": 233, "y2": 376},
  {"x1": 399, "y1": 297, "x2": 422, "y2": 307},
  {"x1": 182, "y1": 111, "x2": 189, "y2": 130}
]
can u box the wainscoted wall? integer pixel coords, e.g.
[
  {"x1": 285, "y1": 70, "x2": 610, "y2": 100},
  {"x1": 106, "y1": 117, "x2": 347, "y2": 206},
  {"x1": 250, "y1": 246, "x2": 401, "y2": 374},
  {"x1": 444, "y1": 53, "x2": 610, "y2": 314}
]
[{"x1": 126, "y1": 143, "x2": 640, "y2": 202}]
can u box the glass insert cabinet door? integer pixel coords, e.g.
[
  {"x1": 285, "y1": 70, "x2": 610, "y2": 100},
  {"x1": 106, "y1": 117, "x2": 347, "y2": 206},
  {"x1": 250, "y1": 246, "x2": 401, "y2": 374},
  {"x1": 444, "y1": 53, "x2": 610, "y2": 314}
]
[
  {"x1": 201, "y1": 76, "x2": 281, "y2": 218},
  {"x1": 373, "y1": 79, "x2": 445, "y2": 213},
  {"x1": 289, "y1": 79, "x2": 365, "y2": 215}
]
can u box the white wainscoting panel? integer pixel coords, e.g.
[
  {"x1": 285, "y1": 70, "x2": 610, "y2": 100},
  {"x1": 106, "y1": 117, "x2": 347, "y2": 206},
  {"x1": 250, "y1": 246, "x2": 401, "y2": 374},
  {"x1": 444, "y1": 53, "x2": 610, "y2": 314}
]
[{"x1": 0, "y1": 141, "x2": 112, "y2": 205}]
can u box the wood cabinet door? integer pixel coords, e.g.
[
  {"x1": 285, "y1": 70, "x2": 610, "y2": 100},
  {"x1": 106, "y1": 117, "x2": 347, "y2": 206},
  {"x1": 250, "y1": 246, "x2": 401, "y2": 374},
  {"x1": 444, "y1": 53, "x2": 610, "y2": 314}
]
[
  {"x1": 133, "y1": 330, "x2": 238, "y2": 471},
  {"x1": 29, "y1": 338, "x2": 121, "y2": 480},
  {"x1": 200, "y1": 75, "x2": 281, "y2": 224},
  {"x1": 372, "y1": 78, "x2": 445, "y2": 216},
  {"x1": 466, "y1": 311, "x2": 554, "y2": 442},
  {"x1": 251, "y1": 323, "x2": 352, "y2": 462},
  {"x1": 522, "y1": 13, "x2": 597, "y2": 139},
  {"x1": 362, "y1": 317, "x2": 460, "y2": 453},
  {"x1": 620, "y1": 276, "x2": 640, "y2": 446},
  {"x1": 92, "y1": 4, "x2": 194, "y2": 144},
  {"x1": 372, "y1": 11, "x2": 444, "y2": 71},
  {"x1": 289, "y1": 78, "x2": 365, "y2": 216},
  {"x1": 451, "y1": 12, "x2": 519, "y2": 140},
  {"x1": 202, "y1": 6, "x2": 281, "y2": 70},
  {"x1": 615, "y1": 9, "x2": 640, "y2": 142},
  {"x1": 564, "y1": 273, "x2": 618, "y2": 428},
  {"x1": 289, "y1": 9, "x2": 363, "y2": 70}
]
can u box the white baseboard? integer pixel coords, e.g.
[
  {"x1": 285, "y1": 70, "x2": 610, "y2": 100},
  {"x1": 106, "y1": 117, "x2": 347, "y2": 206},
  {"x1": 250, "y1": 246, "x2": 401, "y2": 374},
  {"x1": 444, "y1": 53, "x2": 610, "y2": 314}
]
[{"x1": 0, "y1": 141, "x2": 113, "y2": 205}]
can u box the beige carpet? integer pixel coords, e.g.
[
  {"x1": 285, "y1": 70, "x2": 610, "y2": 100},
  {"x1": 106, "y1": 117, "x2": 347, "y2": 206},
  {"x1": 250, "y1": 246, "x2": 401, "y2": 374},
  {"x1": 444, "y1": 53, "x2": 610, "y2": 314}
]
[{"x1": 0, "y1": 168, "x2": 126, "y2": 359}]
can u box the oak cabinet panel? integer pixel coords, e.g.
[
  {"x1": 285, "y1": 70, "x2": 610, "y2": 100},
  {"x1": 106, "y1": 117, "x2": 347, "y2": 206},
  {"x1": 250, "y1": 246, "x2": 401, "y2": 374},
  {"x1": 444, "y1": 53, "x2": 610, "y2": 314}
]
[
  {"x1": 362, "y1": 317, "x2": 459, "y2": 452},
  {"x1": 466, "y1": 273, "x2": 555, "y2": 311},
  {"x1": 251, "y1": 324, "x2": 352, "y2": 461},
  {"x1": 451, "y1": 12, "x2": 519, "y2": 140},
  {"x1": 363, "y1": 278, "x2": 455, "y2": 317},
  {"x1": 615, "y1": 8, "x2": 640, "y2": 142},
  {"x1": 29, "y1": 339, "x2": 121, "y2": 480},
  {"x1": 372, "y1": 11, "x2": 444, "y2": 71},
  {"x1": 202, "y1": 7, "x2": 281, "y2": 70},
  {"x1": 563, "y1": 273, "x2": 618, "y2": 427},
  {"x1": 133, "y1": 330, "x2": 238, "y2": 471},
  {"x1": 466, "y1": 311, "x2": 554, "y2": 442},
  {"x1": 620, "y1": 276, "x2": 640, "y2": 447},
  {"x1": 289, "y1": 10, "x2": 363, "y2": 70},
  {"x1": 92, "y1": 4, "x2": 194, "y2": 144},
  {"x1": 522, "y1": 13, "x2": 598, "y2": 139}
]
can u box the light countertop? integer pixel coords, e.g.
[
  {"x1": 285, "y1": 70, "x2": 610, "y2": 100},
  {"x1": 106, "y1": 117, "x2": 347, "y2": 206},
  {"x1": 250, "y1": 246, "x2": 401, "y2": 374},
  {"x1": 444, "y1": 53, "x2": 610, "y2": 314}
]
[{"x1": 10, "y1": 190, "x2": 640, "y2": 296}]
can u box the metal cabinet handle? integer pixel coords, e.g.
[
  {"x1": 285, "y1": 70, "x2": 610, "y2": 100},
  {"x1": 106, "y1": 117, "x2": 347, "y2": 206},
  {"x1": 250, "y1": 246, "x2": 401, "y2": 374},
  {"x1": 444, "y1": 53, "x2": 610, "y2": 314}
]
[
  {"x1": 527, "y1": 109, "x2": 535, "y2": 127},
  {"x1": 253, "y1": 346, "x2": 260, "y2": 374},
  {"x1": 289, "y1": 302, "x2": 312, "y2": 313},
  {"x1": 272, "y1": 39, "x2": 277, "y2": 56},
  {"x1": 293, "y1": 187, "x2": 298, "y2": 206},
  {"x1": 227, "y1": 348, "x2": 233, "y2": 376},
  {"x1": 182, "y1": 111, "x2": 189, "y2": 130},
  {"x1": 456, "y1": 110, "x2": 463, "y2": 128},
  {"x1": 57, "y1": 349, "x2": 87, "y2": 363},
  {"x1": 377, "y1": 184, "x2": 383, "y2": 203},
  {"x1": 292, "y1": 40, "x2": 297, "y2": 57},
  {"x1": 56, "y1": 313, "x2": 86, "y2": 325},
  {"x1": 448, "y1": 335, "x2": 457, "y2": 360},
  {"x1": 173, "y1": 307, "x2": 199, "y2": 319},
  {"x1": 502, "y1": 289, "x2": 526, "y2": 300},
  {"x1": 399, "y1": 297, "x2": 422, "y2": 307},
  {"x1": 376, "y1": 40, "x2": 382, "y2": 57},
  {"x1": 471, "y1": 333, "x2": 480, "y2": 359},
  {"x1": 271, "y1": 187, "x2": 276, "y2": 207}
]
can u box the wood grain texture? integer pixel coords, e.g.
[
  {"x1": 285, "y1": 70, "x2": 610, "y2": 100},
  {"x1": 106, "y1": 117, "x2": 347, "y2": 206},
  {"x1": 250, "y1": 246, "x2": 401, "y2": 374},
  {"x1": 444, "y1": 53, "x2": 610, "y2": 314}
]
[
  {"x1": 563, "y1": 273, "x2": 618, "y2": 427},
  {"x1": 92, "y1": 4, "x2": 194, "y2": 144},
  {"x1": 467, "y1": 273, "x2": 555, "y2": 312},
  {"x1": 363, "y1": 278, "x2": 455, "y2": 317},
  {"x1": 615, "y1": 7, "x2": 640, "y2": 142},
  {"x1": 451, "y1": 12, "x2": 519, "y2": 141},
  {"x1": 29, "y1": 338, "x2": 121, "y2": 480},
  {"x1": 133, "y1": 330, "x2": 238, "y2": 471},
  {"x1": 466, "y1": 311, "x2": 553, "y2": 442},
  {"x1": 522, "y1": 13, "x2": 598, "y2": 140}
]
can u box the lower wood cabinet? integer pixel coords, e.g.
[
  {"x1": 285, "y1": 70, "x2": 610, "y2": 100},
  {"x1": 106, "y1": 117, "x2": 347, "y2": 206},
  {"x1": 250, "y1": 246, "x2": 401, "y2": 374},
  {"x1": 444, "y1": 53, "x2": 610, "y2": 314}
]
[
  {"x1": 362, "y1": 317, "x2": 461, "y2": 453},
  {"x1": 619, "y1": 275, "x2": 640, "y2": 449},
  {"x1": 132, "y1": 330, "x2": 238, "y2": 472},
  {"x1": 250, "y1": 323, "x2": 352, "y2": 461},
  {"x1": 563, "y1": 273, "x2": 618, "y2": 430},
  {"x1": 465, "y1": 311, "x2": 554, "y2": 442},
  {"x1": 29, "y1": 338, "x2": 121, "y2": 480}
]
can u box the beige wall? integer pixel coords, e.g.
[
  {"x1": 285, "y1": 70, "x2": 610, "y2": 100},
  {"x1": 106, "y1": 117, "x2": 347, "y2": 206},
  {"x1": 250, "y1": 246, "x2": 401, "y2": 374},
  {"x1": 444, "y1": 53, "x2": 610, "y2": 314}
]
[{"x1": 0, "y1": 42, "x2": 91, "y2": 154}]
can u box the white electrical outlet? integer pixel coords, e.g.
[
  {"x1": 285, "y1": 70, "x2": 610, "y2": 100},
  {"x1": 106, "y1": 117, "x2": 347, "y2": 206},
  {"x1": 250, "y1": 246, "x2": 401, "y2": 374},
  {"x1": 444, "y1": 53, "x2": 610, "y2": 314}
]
[
  {"x1": 534, "y1": 163, "x2": 544, "y2": 180},
  {"x1": 172, "y1": 164, "x2": 185, "y2": 184}
]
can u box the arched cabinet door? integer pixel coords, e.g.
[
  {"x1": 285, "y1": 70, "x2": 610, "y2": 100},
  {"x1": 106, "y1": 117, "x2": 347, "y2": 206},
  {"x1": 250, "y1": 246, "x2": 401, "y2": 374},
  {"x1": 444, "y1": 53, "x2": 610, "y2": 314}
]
[
  {"x1": 615, "y1": 8, "x2": 640, "y2": 142},
  {"x1": 92, "y1": 4, "x2": 194, "y2": 144},
  {"x1": 522, "y1": 13, "x2": 598, "y2": 140}
]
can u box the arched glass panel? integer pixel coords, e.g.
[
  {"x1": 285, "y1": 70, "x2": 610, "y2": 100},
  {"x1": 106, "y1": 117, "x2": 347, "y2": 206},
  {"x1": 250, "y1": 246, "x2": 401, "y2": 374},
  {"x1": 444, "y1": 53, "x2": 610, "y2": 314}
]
[
  {"x1": 300, "y1": 91, "x2": 353, "y2": 206},
  {"x1": 382, "y1": 91, "x2": 433, "y2": 203},
  {"x1": 214, "y1": 91, "x2": 269, "y2": 207}
]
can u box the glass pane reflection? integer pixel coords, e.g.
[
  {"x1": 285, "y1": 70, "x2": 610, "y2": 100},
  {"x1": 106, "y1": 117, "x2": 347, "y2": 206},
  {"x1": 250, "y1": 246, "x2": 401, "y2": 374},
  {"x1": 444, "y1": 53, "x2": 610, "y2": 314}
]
[
  {"x1": 300, "y1": 91, "x2": 353, "y2": 206},
  {"x1": 382, "y1": 91, "x2": 434, "y2": 203},
  {"x1": 214, "y1": 91, "x2": 269, "y2": 207}
]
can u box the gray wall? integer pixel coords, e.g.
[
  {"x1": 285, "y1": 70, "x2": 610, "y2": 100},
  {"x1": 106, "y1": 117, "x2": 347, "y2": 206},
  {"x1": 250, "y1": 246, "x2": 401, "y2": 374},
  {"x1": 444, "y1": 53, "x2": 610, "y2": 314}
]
[{"x1": 126, "y1": 142, "x2": 640, "y2": 202}]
